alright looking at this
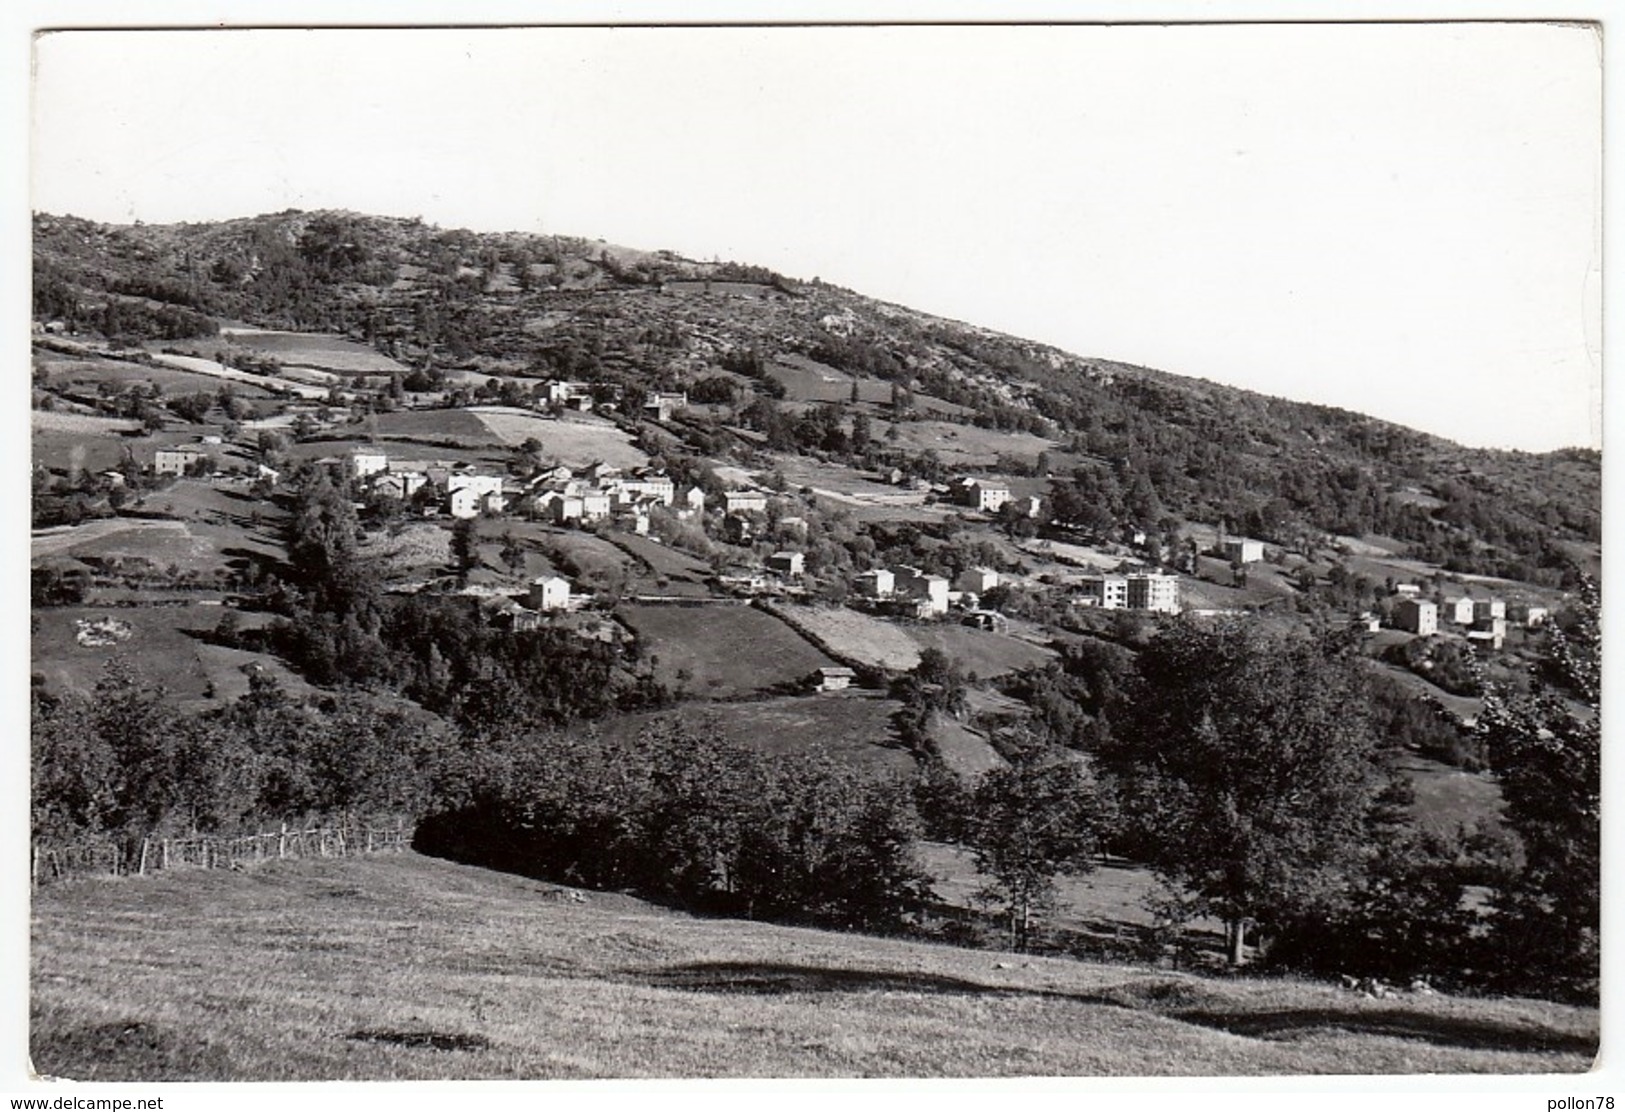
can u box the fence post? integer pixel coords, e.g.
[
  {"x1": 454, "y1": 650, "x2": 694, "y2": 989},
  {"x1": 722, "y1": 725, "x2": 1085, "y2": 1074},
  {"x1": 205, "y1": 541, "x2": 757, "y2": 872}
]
[
  {"x1": 162, "y1": 839, "x2": 170, "y2": 871},
  {"x1": 138, "y1": 838, "x2": 149, "y2": 876},
  {"x1": 30, "y1": 844, "x2": 38, "y2": 890}
]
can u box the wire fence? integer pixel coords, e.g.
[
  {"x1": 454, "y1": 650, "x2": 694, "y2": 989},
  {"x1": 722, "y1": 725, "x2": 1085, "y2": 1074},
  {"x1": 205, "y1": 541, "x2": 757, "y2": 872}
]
[{"x1": 31, "y1": 822, "x2": 413, "y2": 888}]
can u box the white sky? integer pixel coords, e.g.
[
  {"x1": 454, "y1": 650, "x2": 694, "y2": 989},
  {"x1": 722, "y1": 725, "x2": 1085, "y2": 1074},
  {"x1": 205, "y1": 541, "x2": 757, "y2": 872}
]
[{"x1": 29, "y1": 22, "x2": 1601, "y2": 452}]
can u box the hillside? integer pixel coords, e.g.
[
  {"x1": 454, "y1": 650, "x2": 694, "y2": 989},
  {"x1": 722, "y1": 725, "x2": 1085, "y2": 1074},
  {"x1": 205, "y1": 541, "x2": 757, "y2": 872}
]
[
  {"x1": 30, "y1": 853, "x2": 1598, "y2": 1081},
  {"x1": 32, "y1": 209, "x2": 1599, "y2": 583},
  {"x1": 29, "y1": 208, "x2": 1601, "y2": 1024}
]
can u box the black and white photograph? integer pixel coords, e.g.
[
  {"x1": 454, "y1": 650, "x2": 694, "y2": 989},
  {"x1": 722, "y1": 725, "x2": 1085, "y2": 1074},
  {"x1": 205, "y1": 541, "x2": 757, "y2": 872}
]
[{"x1": 13, "y1": 7, "x2": 1610, "y2": 1104}]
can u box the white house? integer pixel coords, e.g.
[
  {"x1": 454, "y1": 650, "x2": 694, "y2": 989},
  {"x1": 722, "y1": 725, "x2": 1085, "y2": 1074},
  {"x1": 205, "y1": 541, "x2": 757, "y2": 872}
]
[
  {"x1": 855, "y1": 568, "x2": 895, "y2": 599},
  {"x1": 1395, "y1": 598, "x2": 1439, "y2": 636},
  {"x1": 447, "y1": 472, "x2": 504, "y2": 499},
  {"x1": 967, "y1": 480, "x2": 1012, "y2": 514},
  {"x1": 809, "y1": 666, "x2": 857, "y2": 693},
  {"x1": 373, "y1": 471, "x2": 427, "y2": 500},
  {"x1": 1221, "y1": 538, "x2": 1265, "y2": 564},
  {"x1": 1077, "y1": 575, "x2": 1130, "y2": 610},
  {"x1": 724, "y1": 489, "x2": 769, "y2": 515},
  {"x1": 350, "y1": 448, "x2": 389, "y2": 478},
  {"x1": 643, "y1": 391, "x2": 688, "y2": 421},
  {"x1": 1443, "y1": 597, "x2": 1477, "y2": 625},
  {"x1": 767, "y1": 551, "x2": 805, "y2": 577},
  {"x1": 527, "y1": 575, "x2": 572, "y2": 612},
  {"x1": 678, "y1": 486, "x2": 707, "y2": 515},
  {"x1": 957, "y1": 567, "x2": 1000, "y2": 595},
  {"x1": 895, "y1": 566, "x2": 950, "y2": 616},
  {"x1": 1473, "y1": 598, "x2": 1507, "y2": 622},
  {"x1": 154, "y1": 445, "x2": 209, "y2": 476},
  {"x1": 449, "y1": 486, "x2": 504, "y2": 519}
]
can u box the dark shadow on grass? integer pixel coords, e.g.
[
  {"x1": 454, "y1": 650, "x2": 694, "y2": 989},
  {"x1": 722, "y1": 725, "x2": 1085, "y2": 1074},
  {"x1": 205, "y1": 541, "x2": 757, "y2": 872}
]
[
  {"x1": 1173, "y1": 1007, "x2": 1599, "y2": 1056},
  {"x1": 636, "y1": 961, "x2": 1595, "y2": 1057},
  {"x1": 641, "y1": 960, "x2": 1032, "y2": 997},
  {"x1": 33, "y1": 1018, "x2": 235, "y2": 1080}
]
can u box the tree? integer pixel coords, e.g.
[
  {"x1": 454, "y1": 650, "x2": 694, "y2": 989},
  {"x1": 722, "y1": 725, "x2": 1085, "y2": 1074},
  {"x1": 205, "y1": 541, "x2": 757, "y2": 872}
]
[
  {"x1": 1476, "y1": 577, "x2": 1600, "y2": 999},
  {"x1": 1099, "y1": 620, "x2": 1388, "y2": 965},
  {"x1": 966, "y1": 752, "x2": 1100, "y2": 951},
  {"x1": 499, "y1": 531, "x2": 526, "y2": 577},
  {"x1": 451, "y1": 517, "x2": 479, "y2": 584}
]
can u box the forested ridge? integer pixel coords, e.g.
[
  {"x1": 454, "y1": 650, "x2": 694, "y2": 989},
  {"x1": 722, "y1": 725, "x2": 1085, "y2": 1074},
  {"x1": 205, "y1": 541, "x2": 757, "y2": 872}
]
[{"x1": 33, "y1": 209, "x2": 1599, "y2": 581}]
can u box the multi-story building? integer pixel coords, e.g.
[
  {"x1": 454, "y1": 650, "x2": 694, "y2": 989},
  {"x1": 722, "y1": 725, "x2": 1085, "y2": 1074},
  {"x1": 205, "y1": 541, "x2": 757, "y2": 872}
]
[
  {"x1": 855, "y1": 569, "x2": 895, "y2": 599},
  {"x1": 1125, "y1": 573, "x2": 1180, "y2": 614},
  {"x1": 894, "y1": 566, "x2": 950, "y2": 616},
  {"x1": 957, "y1": 567, "x2": 1000, "y2": 595},
  {"x1": 153, "y1": 445, "x2": 210, "y2": 476},
  {"x1": 1394, "y1": 598, "x2": 1439, "y2": 636},
  {"x1": 1077, "y1": 573, "x2": 1180, "y2": 614}
]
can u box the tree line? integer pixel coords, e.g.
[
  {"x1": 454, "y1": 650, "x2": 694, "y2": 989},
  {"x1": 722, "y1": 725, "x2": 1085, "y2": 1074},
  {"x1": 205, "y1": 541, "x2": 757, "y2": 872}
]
[{"x1": 33, "y1": 581, "x2": 1598, "y2": 1003}]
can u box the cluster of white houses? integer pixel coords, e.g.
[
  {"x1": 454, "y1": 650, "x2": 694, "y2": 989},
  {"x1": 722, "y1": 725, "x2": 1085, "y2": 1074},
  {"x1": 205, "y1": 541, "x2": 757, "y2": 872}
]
[
  {"x1": 345, "y1": 446, "x2": 778, "y2": 529},
  {"x1": 1391, "y1": 594, "x2": 1523, "y2": 650},
  {"x1": 852, "y1": 565, "x2": 1005, "y2": 618}
]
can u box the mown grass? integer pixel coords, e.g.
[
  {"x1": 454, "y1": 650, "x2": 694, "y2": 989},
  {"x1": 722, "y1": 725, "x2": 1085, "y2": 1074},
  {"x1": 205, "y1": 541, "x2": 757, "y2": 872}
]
[
  {"x1": 619, "y1": 604, "x2": 837, "y2": 697},
  {"x1": 31, "y1": 853, "x2": 1596, "y2": 1081}
]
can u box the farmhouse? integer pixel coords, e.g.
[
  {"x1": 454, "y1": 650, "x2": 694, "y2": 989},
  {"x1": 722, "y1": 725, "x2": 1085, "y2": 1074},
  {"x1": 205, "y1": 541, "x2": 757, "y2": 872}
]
[
  {"x1": 1473, "y1": 598, "x2": 1507, "y2": 622},
  {"x1": 449, "y1": 486, "x2": 504, "y2": 519},
  {"x1": 724, "y1": 489, "x2": 769, "y2": 515},
  {"x1": 544, "y1": 380, "x2": 596, "y2": 410},
  {"x1": 956, "y1": 567, "x2": 1000, "y2": 595},
  {"x1": 954, "y1": 478, "x2": 1011, "y2": 513},
  {"x1": 153, "y1": 445, "x2": 209, "y2": 476},
  {"x1": 527, "y1": 575, "x2": 572, "y2": 612},
  {"x1": 608, "y1": 468, "x2": 676, "y2": 506},
  {"x1": 447, "y1": 473, "x2": 504, "y2": 499},
  {"x1": 767, "y1": 551, "x2": 806, "y2": 577},
  {"x1": 1394, "y1": 597, "x2": 1439, "y2": 635},
  {"x1": 894, "y1": 566, "x2": 950, "y2": 616},
  {"x1": 372, "y1": 471, "x2": 426, "y2": 500},
  {"x1": 1523, "y1": 606, "x2": 1550, "y2": 628},
  {"x1": 1443, "y1": 597, "x2": 1477, "y2": 625},
  {"x1": 642, "y1": 391, "x2": 688, "y2": 421},
  {"x1": 855, "y1": 568, "x2": 895, "y2": 599},
  {"x1": 1221, "y1": 538, "x2": 1265, "y2": 564},
  {"x1": 723, "y1": 513, "x2": 755, "y2": 543},
  {"x1": 809, "y1": 666, "x2": 857, "y2": 693},
  {"x1": 351, "y1": 447, "x2": 389, "y2": 478},
  {"x1": 678, "y1": 486, "x2": 707, "y2": 516}
]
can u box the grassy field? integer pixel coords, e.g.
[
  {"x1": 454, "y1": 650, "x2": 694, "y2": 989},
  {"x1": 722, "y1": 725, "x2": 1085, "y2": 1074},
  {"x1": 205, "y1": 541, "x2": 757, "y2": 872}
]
[
  {"x1": 769, "y1": 604, "x2": 924, "y2": 671},
  {"x1": 31, "y1": 604, "x2": 219, "y2": 701},
  {"x1": 1399, "y1": 754, "x2": 1506, "y2": 837},
  {"x1": 877, "y1": 419, "x2": 1058, "y2": 467},
  {"x1": 619, "y1": 603, "x2": 837, "y2": 697},
  {"x1": 37, "y1": 353, "x2": 280, "y2": 398},
  {"x1": 609, "y1": 533, "x2": 715, "y2": 596},
  {"x1": 468, "y1": 408, "x2": 649, "y2": 468},
  {"x1": 928, "y1": 712, "x2": 1005, "y2": 780},
  {"x1": 595, "y1": 694, "x2": 915, "y2": 777},
  {"x1": 32, "y1": 517, "x2": 223, "y2": 573},
  {"x1": 220, "y1": 329, "x2": 407, "y2": 374},
  {"x1": 29, "y1": 853, "x2": 1598, "y2": 1080},
  {"x1": 904, "y1": 624, "x2": 1056, "y2": 679},
  {"x1": 766, "y1": 354, "x2": 893, "y2": 403}
]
